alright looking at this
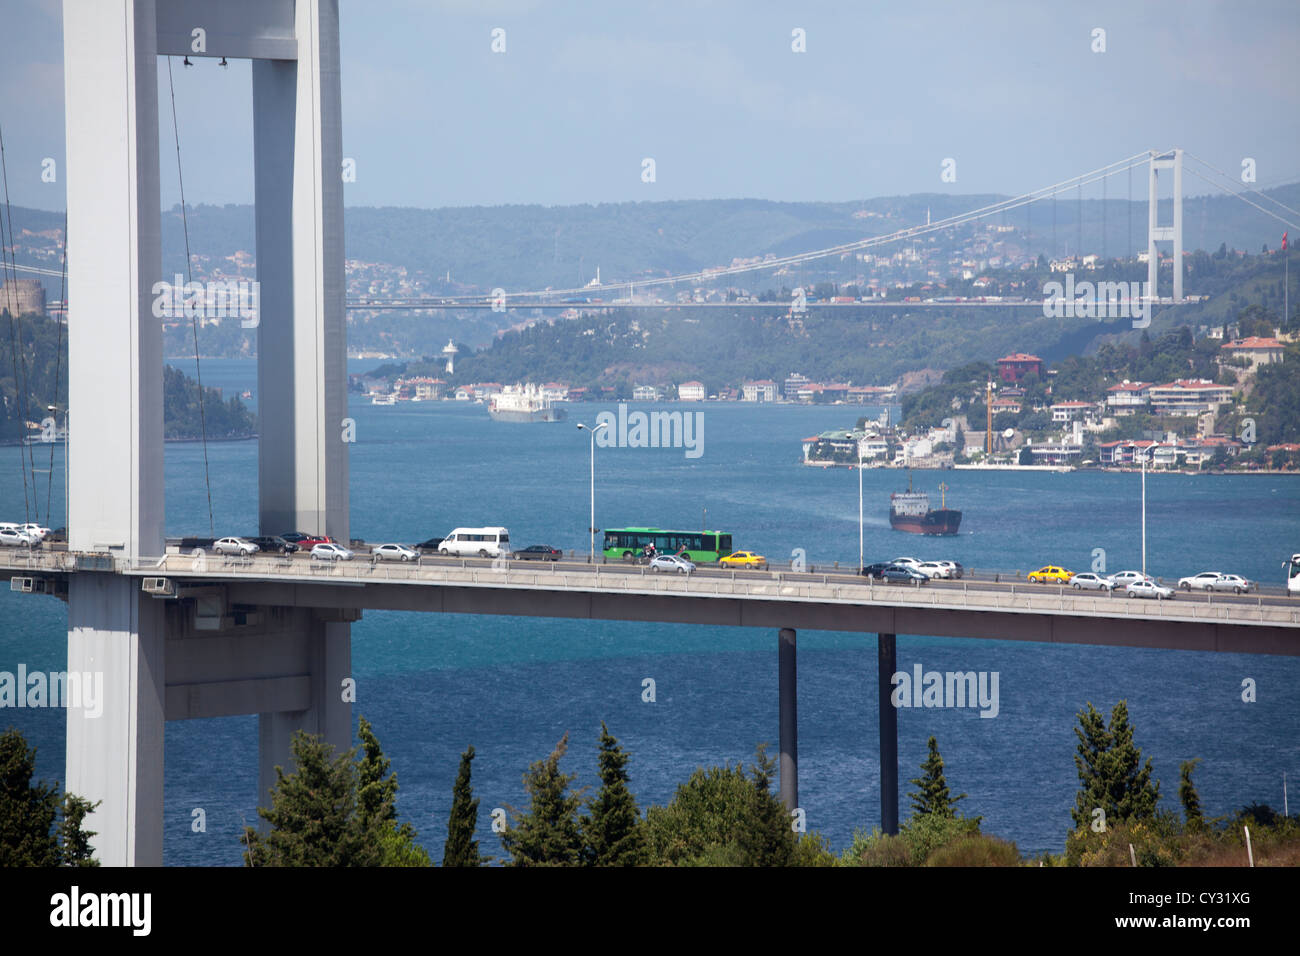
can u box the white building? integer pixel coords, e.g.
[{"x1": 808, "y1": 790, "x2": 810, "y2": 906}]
[
  {"x1": 678, "y1": 381, "x2": 706, "y2": 401},
  {"x1": 742, "y1": 380, "x2": 778, "y2": 403}
]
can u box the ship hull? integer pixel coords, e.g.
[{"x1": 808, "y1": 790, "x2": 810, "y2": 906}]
[
  {"x1": 890, "y1": 508, "x2": 962, "y2": 535},
  {"x1": 488, "y1": 407, "x2": 568, "y2": 423}
]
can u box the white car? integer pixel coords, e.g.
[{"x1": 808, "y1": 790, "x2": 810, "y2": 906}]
[
  {"x1": 1108, "y1": 570, "x2": 1152, "y2": 589},
  {"x1": 214, "y1": 536, "x2": 259, "y2": 556},
  {"x1": 371, "y1": 543, "x2": 418, "y2": 562},
  {"x1": 1069, "y1": 572, "x2": 1115, "y2": 591},
  {"x1": 649, "y1": 554, "x2": 695, "y2": 574},
  {"x1": 0, "y1": 527, "x2": 36, "y2": 547},
  {"x1": 935, "y1": 560, "x2": 964, "y2": 579},
  {"x1": 20, "y1": 523, "x2": 50, "y2": 541},
  {"x1": 913, "y1": 561, "x2": 951, "y2": 579},
  {"x1": 1178, "y1": 571, "x2": 1225, "y2": 591},
  {"x1": 1126, "y1": 580, "x2": 1175, "y2": 600},
  {"x1": 311, "y1": 543, "x2": 354, "y2": 561},
  {"x1": 1208, "y1": 574, "x2": 1254, "y2": 594},
  {"x1": 891, "y1": 557, "x2": 923, "y2": 568}
]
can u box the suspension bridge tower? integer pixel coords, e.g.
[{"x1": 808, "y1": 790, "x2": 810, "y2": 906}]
[
  {"x1": 62, "y1": 0, "x2": 349, "y2": 865},
  {"x1": 1147, "y1": 148, "x2": 1184, "y2": 304}
]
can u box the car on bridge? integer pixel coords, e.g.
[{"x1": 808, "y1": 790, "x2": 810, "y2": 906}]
[
  {"x1": 719, "y1": 550, "x2": 767, "y2": 570},
  {"x1": 371, "y1": 543, "x2": 418, "y2": 562},
  {"x1": 311, "y1": 542, "x2": 354, "y2": 562},
  {"x1": 1028, "y1": 566, "x2": 1073, "y2": 584},
  {"x1": 414, "y1": 537, "x2": 445, "y2": 553},
  {"x1": 282, "y1": 532, "x2": 337, "y2": 550},
  {"x1": 1125, "y1": 579, "x2": 1175, "y2": 600},
  {"x1": 913, "y1": 561, "x2": 952, "y2": 579},
  {"x1": 1068, "y1": 572, "x2": 1115, "y2": 591},
  {"x1": 935, "y1": 560, "x2": 964, "y2": 579},
  {"x1": 1207, "y1": 574, "x2": 1254, "y2": 594},
  {"x1": 1108, "y1": 570, "x2": 1152, "y2": 589},
  {"x1": 515, "y1": 545, "x2": 562, "y2": 561},
  {"x1": 249, "y1": 535, "x2": 299, "y2": 554},
  {"x1": 214, "y1": 537, "x2": 259, "y2": 556},
  {"x1": 881, "y1": 565, "x2": 929, "y2": 584},
  {"x1": 861, "y1": 562, "x2": 896, "y2": 580},
  {"x1": 20, "y1": 523, "x2": 51, "y2": 541},
  {"x1": 0, "y1": 527, "x2": 37, "y2": 547},
  {"x1": 649, "y1": 554, "x2": 695, "y2": 574},
  {"x1": 1178, "y1": 571, "x2": 1226, "y2": 591}
]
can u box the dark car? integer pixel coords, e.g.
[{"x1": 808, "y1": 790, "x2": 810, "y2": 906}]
[
  {"x1": 414, "y1": 537, "x2": 445, "y2": 553},
  {"x1": 881, "y1": 564, "x2": 929, "y2": 584},
  {"x1": 280, "y1": 532, "x2": 309, "y2": 545},
  {"x1": 516, "y1": 545, "x2": 562, "y2": 561},
  {"x1": 861, "y1": 562, "x2": 895, "y2": 579},
  {"x1": 249, "y1": 535, "x2": 299, "y2": 554}
]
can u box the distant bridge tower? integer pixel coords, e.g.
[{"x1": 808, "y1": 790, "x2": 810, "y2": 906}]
[
  {"x1": 442, "y1": 339, "x2": 458, "y2": 375},
  {"x1": 63, "y1": 0, "x2": 349, "y2": 865},
  {"x1": 1147, "y1": 148, "x2": 1184, "y2": 304}
]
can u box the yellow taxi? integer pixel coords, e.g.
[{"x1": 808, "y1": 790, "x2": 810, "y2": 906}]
[
  {"x1": 1028, "y1": 565, "x2": 1073, "y2": 584},
  {"x1": 720, "y1": 550, "x2": 768, "y2": 570}
]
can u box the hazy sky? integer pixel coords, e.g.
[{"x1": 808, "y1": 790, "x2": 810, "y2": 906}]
[{"x1": 4, "y1": 0, "x2": 1299, "y2": 212}]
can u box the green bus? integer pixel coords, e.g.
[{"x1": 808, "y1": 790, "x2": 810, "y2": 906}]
[{"x1": 602, "y1": 527, "x2": 734, "y2": 563}]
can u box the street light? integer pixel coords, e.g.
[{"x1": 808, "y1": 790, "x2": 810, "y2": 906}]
[
  {"x1": 858, "y1": 448, "x2": 865, "y2": 572},
  {"x1": 577, "y1": 421, "x2": 608, "y2": 563}
]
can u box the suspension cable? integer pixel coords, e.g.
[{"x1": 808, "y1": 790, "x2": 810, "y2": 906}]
[
  {"x1": 0, "y1": 120, "x2": 34, "y2": 524},
  {"x1": 166, "y1": 56, "x2": 216, "y2": 537}
]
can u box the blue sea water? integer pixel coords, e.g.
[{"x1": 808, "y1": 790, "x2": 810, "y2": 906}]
[{"x1": 2, "y1": 358, "x2": 1298, "y2": 865}]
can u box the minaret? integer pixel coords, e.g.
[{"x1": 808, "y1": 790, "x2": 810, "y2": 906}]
[{"x1": 442, "y1": 338, "x2": 458, "y2": 375}]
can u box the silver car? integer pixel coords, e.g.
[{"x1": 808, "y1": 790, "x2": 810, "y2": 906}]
[
  {"x1": 214, "y1": 536, "x2": 259, "y2": 556},
  {"x1": 371, "y1": 543, "x2": 418, "y2": 562},
  {"x1": 1126, "y1": 580, "x2": 1175, "y2": 600},
  {"x1": 1208, "y1": 574, "x2": 1254, "y2": 594},
  {"x1": 1069, "y1": 572, "x2": 1114, "y2": 591},
  {"x1": 649, "y1": 554, "x2": 695, "y2": 574}
]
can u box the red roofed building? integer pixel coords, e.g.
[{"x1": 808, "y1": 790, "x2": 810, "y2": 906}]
[
  {"x1": 1221, "y1": 336, "x2": 1285, "y2": 367},
  {"x1": 997, "y1": 353, "x2": 1044, "y2": 383}
]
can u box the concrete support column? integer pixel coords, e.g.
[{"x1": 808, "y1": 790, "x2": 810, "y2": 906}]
[
  {"x1": 878, "y1": 632, "x2": 898, "y2": 835},
  {"x1": 66, "y1": 574, "x2": 165, "y2": 866},
  {"x1": 257, "y1": 618, "x2": 352, "y2": 810},
  {"x1": 778, "y1": 627, "x2": 797, "y2": 811}
]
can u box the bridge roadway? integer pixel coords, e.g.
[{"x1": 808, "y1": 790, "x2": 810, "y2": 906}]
[{"x1": 6, "y1": 549, "x2": 1297, "y2": 655}]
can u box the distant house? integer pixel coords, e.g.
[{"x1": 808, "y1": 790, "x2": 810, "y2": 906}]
[
  {"x1": 742, "y1": 380, "x2": 778, "y2": 403},
  {"x1": 997, "y1": 353, "x2": 1045, "y2": 384},
  {"x1": 678, "y1": 381, "x2": 706, "y2": 401},
  {"x1": 1050, "y1": 400, "x2": 1095, "y2": 423},
  {"x1": 1220, "y1": 336, "x2": 1285, "y2": 368},
  {"x1": 633, "y1": 384, "x2": 660, "y2": 402},
  {"x1": 989, "y1": 397, "x2": 1022, "y2": 415},
  {"x1": 1106, "y1": 381, "x2": 1152, "y2": 415},
  {"x1": 1147, "y1": 379, "x2": 1233, "y2": 416}
]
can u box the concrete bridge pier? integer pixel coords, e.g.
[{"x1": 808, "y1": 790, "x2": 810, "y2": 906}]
[
  {"x1": 778, "y1": 627, "x2": 797, "y2": 811},
  {"x1": 878, "y1": 632, "x2": 898, "y2": 834}
]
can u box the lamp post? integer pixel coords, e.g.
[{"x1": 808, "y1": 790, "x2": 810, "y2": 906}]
[
  {"x1": 858, "y1": 448, "x2": 865, "y2": 572},
  {"x1": 1140, "y1": 451, "x2": 1147, "y2": 577},
  {"x1": 577, "y1": 421, "x2": 608, "y2": 563}
]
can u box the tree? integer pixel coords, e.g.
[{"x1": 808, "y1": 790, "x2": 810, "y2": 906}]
[
  {"x1": 1070, "y1": 700, "x2": 1160, "y2": 832},
  {"x1": 581, "y1": 723, "x2": 647, "y2": 866},
  {"x1": 1179, "y1": 758, "x2": 1204, "y2": 832},
  {"x1": 500, "y1": 733, "x2": 586, "y2": 866},
  {"x1": 356, "y1": 716, "x2": 429, "y2": 866},
  {"x1": 736, "y1": 743, "x2": 796, "y2": 867},
  {"x1": 0, "y1": 728, "x2": 99, "y2": 866},
  {"x1": 243, "y1": 730, "x2": 378, "y2": 867},
  {"x1": 908, "y1": 736, "x2": 967, "y2": 818},
  {"x1": 443, "y1": 745, "x2": 484, "y2": 867}
]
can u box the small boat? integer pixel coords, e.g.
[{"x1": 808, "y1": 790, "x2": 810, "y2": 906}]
[{"x1": 371, "y1": 393, "x2": 396, "y2": 406}]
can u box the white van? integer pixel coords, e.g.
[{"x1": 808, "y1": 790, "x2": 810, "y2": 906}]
[{"x1": 438, "y1": 527, "x2": 511, "y2": 558}]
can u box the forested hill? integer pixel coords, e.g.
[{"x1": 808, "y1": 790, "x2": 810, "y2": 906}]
[{"x1": 0, "y1": 311, "x2": 255, "y2": 442}]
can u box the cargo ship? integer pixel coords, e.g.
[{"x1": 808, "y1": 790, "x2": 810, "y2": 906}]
[
  {"x1": 488, "y1": 383, "x2": 567, "y2": 423},
  {"x1": 890, "y1": 476, "x2": 961, "y2": 535}
]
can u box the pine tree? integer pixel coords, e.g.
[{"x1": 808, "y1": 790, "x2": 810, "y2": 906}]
[
  {"x1": 501, "y1": 733, "x2": 586, "y2": 866},
  {"x1": 1179, "y1": 758, "x2": 1204, "y2": 832},
  {"x1": 1071, "y1": 700, "x2": 1160, "y2": 831},
  {"x1": 243, "y1": 729, "x2": 382, "y2": 867},
  {"x1": 581, "y1": 722, "x2": 647, "y2": 866},
  {"x1": 736, "y1": 743, "x2": 796, "y2": 867},
  {"x1": 909, "y1": 736, "x2": 969, "y2": 818},
  {"x1": 443, "y1": 745, "x2": 483, "y2": 867},
  {"x1": 0, "y1": 727, "x2": 98, "y2": 866},
  {"x1": 355, "y1": 716, "x2": 429, "y2": 866}
]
